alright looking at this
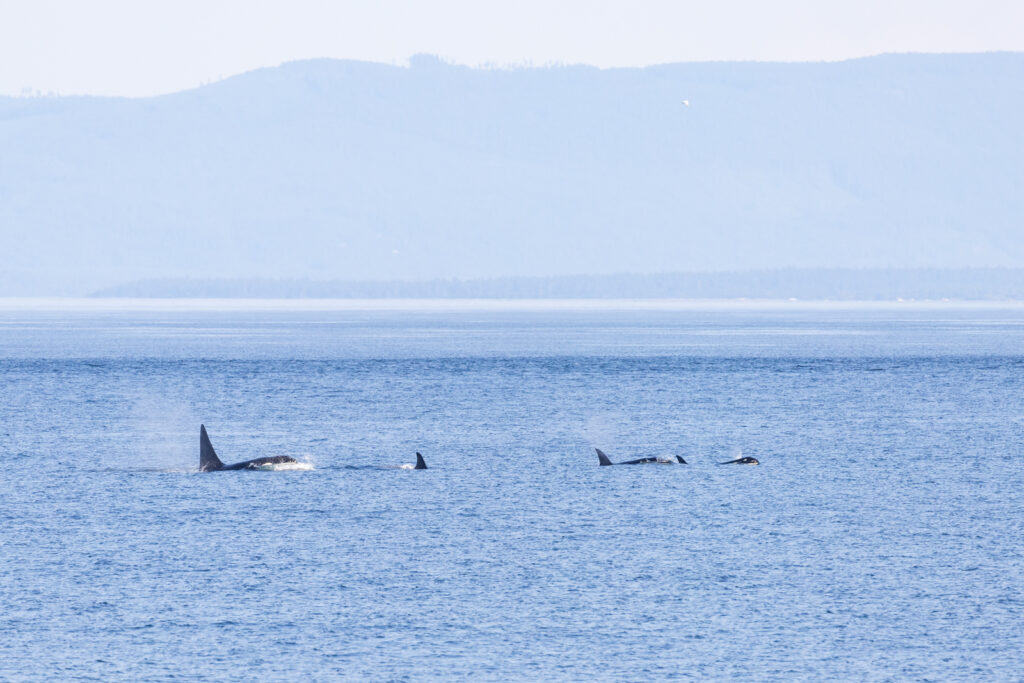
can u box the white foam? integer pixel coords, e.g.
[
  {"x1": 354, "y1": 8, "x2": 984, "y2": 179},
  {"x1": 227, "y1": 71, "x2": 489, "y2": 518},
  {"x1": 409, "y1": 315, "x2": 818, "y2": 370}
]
[{"x1": 256, "y1": 461, "x2": 315, "y2": 471}]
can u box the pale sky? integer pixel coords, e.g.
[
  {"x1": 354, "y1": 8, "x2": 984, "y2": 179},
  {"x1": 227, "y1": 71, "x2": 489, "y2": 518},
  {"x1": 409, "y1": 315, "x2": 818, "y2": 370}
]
[{"x1": 3, "y1": 0, "x2": 1023, "y2": 97}]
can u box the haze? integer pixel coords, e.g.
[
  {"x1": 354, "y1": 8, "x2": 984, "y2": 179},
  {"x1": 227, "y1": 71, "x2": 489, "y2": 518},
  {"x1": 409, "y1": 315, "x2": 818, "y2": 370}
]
[
  {"x1": 4, "y1": 0, "x2": 1024, "y2": 97},
  {"x1": 2, "y1": 2, "x2": 1022, "y2": 298}
]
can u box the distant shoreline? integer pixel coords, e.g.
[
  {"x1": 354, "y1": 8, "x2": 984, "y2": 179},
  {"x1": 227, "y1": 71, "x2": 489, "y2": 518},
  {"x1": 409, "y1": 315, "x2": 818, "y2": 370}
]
[
  {"x1": 3, "y1": 297, "x2": 1024, "y2": 312},
  {"x1": 83, "y1": 269, "x2": 1024, "y2": 302}
]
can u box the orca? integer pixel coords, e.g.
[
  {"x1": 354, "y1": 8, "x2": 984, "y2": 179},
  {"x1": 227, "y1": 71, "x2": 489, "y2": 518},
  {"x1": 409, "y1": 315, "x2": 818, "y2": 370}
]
[
  {"x1": 719, "y1": 456, "x2": 759, "y2": 465},
  {"x1": 596, "y1": 448, "x2": 686, "y2": 466},
  {"x1": 399, "y1": 452, "x2": 429, "y2": 470},
  {"x1": 341, "y1": 452, "x2": 430, "y2": 470},
  {"x1": 199, "y1": 424, "x2": 299, "y2": 471}
]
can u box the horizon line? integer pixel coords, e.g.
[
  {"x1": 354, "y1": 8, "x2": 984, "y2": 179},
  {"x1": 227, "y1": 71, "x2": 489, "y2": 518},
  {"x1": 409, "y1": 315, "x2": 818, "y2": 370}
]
[
  {"x1": 5, "y1": 49, "x2": 1021, "y2": 100},
  {"x1": 3, "y1": 297, "x2": 1024, "y2": 313}
]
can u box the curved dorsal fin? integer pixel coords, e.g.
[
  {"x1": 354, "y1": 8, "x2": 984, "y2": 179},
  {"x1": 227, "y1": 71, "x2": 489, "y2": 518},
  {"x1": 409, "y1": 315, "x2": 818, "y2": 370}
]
[
  {"x1": 199, "y1": 425, "x2": 225, "y2": 472},
  {"x1": 415, "y1": 452, "x2": 427, "y2": 469},
  {"x1": 596, "y1": 448, "x2": 614, "y2": 466}
]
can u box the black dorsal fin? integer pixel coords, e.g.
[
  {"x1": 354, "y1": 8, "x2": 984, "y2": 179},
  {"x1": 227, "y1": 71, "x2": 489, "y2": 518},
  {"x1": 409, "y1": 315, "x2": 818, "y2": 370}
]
[
  {"x1": 676, "y1": 455, "x2": 688, "y2": 464},
  {"x1": 199, "y1": 425, "x2": 225, "y2": 472},
  {"x1": 596, "y1": 448, "x2": 614, "y2": 466},
  {"x1": 414, "y1": 452, "x2": 427, "y2": 469}
]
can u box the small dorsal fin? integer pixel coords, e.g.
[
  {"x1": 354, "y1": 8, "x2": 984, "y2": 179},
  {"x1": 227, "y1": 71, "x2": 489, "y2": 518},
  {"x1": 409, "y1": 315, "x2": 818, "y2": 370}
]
[
  {"x1": 676, "y1": 455, "x2": 687, "y2": 464},
  {"x1": 199, "y1": 425, "x2": 225, "y2": 472},
  {"x1": 414, "y1": 452, "x2": 427, "y2": 469},
  {"x1": 596, "y1": 448, "x2": 614, "y2": 466}
]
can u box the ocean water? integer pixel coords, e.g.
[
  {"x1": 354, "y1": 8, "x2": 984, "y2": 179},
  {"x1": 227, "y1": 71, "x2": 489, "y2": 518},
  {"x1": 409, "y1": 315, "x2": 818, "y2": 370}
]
[{"x1": 2, "y1": 302, "x2": 1023, "y2": 681}]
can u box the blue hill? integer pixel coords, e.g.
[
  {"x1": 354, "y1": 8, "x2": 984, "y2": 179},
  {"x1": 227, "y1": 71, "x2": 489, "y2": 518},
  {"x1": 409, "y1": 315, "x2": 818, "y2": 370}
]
[{"x1": 1, "y1": 53, "x2": 1022, "y2": 295}]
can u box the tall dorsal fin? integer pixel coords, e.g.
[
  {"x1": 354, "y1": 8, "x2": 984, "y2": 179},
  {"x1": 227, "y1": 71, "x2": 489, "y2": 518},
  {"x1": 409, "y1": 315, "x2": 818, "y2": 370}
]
[
  {"x1": 414, "y1": 452, "x2": 427, "y2": 469},
  {"x1": 199, "y1": 425, "x2": 225, "y2": 472},
  {"x1": 596, "y1": 448, "x2": 614, "y2": 466}
]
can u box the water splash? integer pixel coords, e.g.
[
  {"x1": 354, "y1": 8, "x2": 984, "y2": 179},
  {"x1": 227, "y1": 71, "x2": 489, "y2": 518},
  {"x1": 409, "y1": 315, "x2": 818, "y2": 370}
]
[{"x1": 255, "y1": 461, "x2": 315, "y2": 471}]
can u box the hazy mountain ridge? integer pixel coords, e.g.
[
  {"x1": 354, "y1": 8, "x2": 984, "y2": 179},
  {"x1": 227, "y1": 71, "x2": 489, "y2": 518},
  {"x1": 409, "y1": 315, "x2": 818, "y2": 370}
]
[
  {"x1": 92, "y1": 268, "x2": 1024, "y2": 300},
  {"x1": 2, "y1": 53, "x2": 1022, "y2": 295}
]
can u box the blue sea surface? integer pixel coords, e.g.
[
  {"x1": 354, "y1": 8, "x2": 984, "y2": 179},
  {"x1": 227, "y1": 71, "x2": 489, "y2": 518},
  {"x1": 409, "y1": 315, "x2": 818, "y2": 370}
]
[{"x1": 1, "y1": 303, "x2": 1023, "y2": 680}]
